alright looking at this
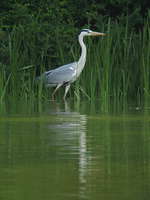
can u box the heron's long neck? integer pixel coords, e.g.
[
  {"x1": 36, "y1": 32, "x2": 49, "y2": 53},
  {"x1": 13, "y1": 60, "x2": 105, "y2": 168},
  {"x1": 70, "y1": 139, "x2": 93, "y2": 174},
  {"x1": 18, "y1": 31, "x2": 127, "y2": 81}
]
[{"x1": 77, "y1": 35, "x2": 87, "y2": 75}]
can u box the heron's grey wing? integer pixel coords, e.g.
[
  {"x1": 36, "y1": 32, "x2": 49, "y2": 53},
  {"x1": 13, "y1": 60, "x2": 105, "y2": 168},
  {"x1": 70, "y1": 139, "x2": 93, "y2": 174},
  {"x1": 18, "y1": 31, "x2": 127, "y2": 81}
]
[
  {"x1": 36, "y1": 69, "x2": 54, "y2": 81},
  {"x1": 46, "y1": 62, "x2": 77, "y2": 84}
]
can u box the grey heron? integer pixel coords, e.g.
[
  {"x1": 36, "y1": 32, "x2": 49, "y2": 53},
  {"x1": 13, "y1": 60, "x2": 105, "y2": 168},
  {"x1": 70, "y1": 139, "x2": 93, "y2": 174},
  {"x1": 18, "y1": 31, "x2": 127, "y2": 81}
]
[{"x1": 38, "y1": 29, "x2": 106, "y2": 100}]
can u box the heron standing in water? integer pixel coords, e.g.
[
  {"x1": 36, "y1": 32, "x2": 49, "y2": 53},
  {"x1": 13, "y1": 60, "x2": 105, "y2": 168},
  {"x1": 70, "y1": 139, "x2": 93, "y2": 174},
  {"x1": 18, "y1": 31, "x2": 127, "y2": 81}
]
[{"x1": 38, "y1": 29, "x2": 106, "y2": 100}]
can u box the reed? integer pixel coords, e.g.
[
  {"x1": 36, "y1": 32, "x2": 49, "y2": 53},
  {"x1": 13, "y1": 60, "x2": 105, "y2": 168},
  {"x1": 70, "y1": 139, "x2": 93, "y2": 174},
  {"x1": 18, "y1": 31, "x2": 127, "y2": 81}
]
[
  {"x1": 0, "y1": 18, "x2": 149, "y2": 107},
  {"x1": 77, "y1": 19, "x2": 150, "y2": 107},
  {"x1": 140, "y1": 20, "x2": 150, "y2": 99}
]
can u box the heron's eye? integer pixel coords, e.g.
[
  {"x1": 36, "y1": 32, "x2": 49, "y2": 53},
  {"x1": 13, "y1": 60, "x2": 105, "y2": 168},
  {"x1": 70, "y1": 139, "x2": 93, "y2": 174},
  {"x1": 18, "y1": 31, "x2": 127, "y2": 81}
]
[{"x1": 87, "y1": 30, "x2": 92, "y2": 34}]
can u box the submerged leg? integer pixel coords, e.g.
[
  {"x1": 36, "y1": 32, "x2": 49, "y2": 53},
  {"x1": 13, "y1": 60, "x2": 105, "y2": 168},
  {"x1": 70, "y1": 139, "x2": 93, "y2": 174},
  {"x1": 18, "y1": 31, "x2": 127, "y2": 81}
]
[
  {"x1": 52, "y1": 83, "x2": 63, "y2": 100},
  {"x1": 63, "y1": 84, "x2": 71, "y2": 100}
]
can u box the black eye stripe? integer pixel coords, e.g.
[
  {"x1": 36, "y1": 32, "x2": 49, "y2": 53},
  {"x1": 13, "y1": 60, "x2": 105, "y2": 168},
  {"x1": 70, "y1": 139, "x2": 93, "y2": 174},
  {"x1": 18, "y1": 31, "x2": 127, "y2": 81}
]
[{"x1": 81, "y1": 29, "x2": 90, "y2": 33}]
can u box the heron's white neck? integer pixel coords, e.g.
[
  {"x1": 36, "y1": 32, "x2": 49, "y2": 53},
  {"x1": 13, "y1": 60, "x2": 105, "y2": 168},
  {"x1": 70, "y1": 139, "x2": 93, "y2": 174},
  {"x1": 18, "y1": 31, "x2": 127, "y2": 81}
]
[{"x1": 77, "y1": 34, "x2": 87, "y2": 76}]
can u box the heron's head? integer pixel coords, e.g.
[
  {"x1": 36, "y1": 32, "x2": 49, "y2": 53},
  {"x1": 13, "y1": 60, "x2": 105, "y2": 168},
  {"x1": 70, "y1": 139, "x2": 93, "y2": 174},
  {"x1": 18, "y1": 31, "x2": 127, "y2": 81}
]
[{"x1": 80, "y1": 29, "x2": 106, "y2": 37}]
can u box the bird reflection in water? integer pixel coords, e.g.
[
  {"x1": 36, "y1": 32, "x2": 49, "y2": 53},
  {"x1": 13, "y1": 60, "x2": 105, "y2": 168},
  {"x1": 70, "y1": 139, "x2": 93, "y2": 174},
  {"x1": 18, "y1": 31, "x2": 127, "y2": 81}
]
[{"x1": 47, "y1": 101, "x2": 89, "y2": 198}]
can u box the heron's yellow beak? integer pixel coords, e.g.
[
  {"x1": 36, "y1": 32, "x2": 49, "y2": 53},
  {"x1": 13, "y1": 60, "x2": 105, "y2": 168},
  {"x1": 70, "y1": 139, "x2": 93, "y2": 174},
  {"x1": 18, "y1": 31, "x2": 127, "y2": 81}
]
[{"x1": 91, "y1": 32, "x2": 106, "y2": 36}]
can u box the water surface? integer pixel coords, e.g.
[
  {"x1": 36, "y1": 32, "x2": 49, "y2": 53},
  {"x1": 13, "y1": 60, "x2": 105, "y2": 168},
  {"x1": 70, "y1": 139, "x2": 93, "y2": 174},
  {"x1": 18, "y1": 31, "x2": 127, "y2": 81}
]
[{"x1": 0, "y1": 101, "x2": 150, "y2": 200}]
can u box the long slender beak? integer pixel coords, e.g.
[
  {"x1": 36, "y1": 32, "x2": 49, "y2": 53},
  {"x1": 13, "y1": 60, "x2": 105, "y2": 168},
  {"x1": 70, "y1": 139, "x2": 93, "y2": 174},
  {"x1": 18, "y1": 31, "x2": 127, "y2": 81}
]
[{"x1": 91, "y1": 32, "x2": 106, "y2": 36}]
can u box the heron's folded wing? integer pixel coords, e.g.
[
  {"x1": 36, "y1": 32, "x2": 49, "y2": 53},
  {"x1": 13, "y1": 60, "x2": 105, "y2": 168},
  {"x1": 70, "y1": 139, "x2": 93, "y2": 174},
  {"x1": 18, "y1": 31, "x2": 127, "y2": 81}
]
[{"x1": 46, "y1": 62, "x2": 77, "y2": 84}]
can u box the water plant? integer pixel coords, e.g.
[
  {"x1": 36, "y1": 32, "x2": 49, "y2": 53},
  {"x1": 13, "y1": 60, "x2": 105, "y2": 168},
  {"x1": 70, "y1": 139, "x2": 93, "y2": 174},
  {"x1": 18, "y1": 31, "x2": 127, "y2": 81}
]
[{"x1": 0, "y1": 18, "x2": 149, "y2": 108}]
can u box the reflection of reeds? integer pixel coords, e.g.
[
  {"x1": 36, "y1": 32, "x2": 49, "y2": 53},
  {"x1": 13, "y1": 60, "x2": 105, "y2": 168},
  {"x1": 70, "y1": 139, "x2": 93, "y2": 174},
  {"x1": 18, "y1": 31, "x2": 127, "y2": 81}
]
[{"x1": 0, "y1": 19, "x2": 149, "y2": 107}]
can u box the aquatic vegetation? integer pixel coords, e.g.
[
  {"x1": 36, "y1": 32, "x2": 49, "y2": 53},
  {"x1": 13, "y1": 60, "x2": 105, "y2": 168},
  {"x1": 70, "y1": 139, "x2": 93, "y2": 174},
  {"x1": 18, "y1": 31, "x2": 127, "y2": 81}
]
[
  {"x1": 0, "y1": 18, "x2": 149, "y2": 107},
  {"x1": 79, "y1": 19, "x2": 150, "y2": 105}
]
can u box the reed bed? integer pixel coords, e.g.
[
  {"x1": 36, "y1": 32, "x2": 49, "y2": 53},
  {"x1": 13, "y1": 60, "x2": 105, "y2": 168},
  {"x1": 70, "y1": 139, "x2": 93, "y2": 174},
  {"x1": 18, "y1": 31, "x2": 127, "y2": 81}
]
[
  {"x1": 79, "y1": 19, "x2": 150, "y2": 108},
  {"x1": 0, "y1": 19, "x2": 149, "y2": 107}
]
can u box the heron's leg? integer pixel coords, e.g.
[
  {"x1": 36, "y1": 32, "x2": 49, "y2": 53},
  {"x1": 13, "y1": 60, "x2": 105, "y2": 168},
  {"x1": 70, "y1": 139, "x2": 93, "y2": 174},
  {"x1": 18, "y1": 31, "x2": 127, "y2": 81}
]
[
  {"x1": 63, "y1": 84, "x2": 71, "y2": 100},
  {"x1": 52, "y1": 83, "x2": 63, "y2": 100}
]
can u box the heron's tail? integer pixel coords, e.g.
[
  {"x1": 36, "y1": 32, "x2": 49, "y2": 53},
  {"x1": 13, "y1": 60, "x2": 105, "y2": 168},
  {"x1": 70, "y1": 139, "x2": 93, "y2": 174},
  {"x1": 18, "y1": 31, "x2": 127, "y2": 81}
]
[
  {"x1": 35, "y1": 69, "x2": 52, "y2": 84},
  {"x1": 35, "y1": 75, "x2": 41, "y2": 81},
  {"x1": 35, "y1": 72, "x2": 47, "y2": 85},
  {"x1": 34, "y1": 75, "x2": 43, "y2": 85}
]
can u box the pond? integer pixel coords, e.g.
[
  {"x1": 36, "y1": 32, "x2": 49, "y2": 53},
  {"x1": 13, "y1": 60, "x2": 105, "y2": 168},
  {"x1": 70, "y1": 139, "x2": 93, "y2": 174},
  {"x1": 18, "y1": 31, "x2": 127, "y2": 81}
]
[{"x1": 0, "y1": 100, "x2": 150, "y2": 200}]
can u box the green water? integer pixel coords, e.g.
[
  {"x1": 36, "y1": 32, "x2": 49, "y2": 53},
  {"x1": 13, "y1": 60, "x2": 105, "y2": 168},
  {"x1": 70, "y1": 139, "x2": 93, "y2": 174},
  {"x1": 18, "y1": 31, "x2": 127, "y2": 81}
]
[{"x1": 0, "y1": 101, "x2": 150, "y2": 200}]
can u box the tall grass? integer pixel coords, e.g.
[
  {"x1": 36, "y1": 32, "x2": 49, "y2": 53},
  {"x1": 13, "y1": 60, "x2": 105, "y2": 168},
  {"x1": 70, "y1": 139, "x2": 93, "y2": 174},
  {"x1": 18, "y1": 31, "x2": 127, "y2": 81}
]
[
  {"x1": 140, "y1": 21, "x2": 150, "y2": 100},
  {"x1": 79, "y1": 18, "x2": 150, "y2": 108},
  {"x1": 0, "y1": 24, "x2": 49, "y2": 103},
  {"x1": 0, "y1": 18, "x2": 149, "y2": 108}
]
